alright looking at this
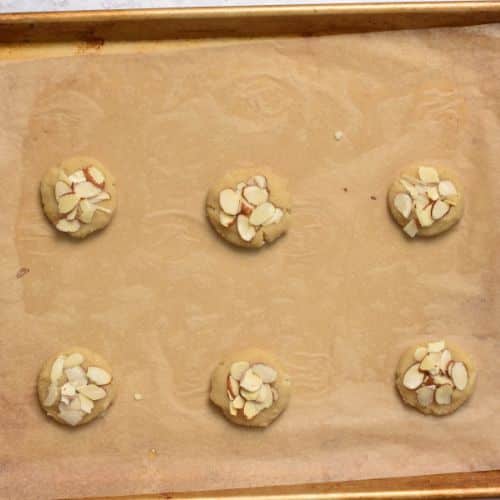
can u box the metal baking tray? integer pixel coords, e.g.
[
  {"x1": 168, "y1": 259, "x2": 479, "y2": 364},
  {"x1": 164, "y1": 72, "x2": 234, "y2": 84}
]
[{"x1": 1, "y1": 3, "x2": 499, "y2": 499}]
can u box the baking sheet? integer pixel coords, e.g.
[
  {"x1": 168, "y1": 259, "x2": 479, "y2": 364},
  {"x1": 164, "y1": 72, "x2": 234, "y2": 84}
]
[{"x1": 1, "y1": 24, "x2": 499, "y2": 499}]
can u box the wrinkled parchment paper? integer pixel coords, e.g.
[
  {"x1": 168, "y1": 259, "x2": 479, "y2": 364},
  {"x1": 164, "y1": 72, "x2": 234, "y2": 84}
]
[{"x1": 1, "y1": 24, "x2": 499, "y2": 499}]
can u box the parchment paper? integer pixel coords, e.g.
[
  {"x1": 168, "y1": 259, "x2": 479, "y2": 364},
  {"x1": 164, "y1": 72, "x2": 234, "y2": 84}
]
[{"x1": 1, "y1": 24, "x2": 499, "y2": 499}]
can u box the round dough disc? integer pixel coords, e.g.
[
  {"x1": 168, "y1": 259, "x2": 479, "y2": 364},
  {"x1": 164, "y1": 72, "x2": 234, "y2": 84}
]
[
  {"x1": 40, "y1": 156, "x2": 117, "y2": 239},
  {"x1": 210, "y1": 348, "x2": 291, "y2": 427},
  {"x1": 37, "y1": 346, "x2": 116, "y2": 427},
  {"x1": 395, "y1": 341, "x2": 476, "y2": 416},
  {"x1": 387, "y1": 164, "x2": 464, "y2": 237},
  {"x1": 206, "y1": 169, "x2": 291, "y2": 249}
]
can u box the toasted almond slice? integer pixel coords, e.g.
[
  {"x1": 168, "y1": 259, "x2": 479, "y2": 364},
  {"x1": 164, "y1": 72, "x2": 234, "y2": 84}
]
[
  {"x1": 95, "y1": 206, "x2": 112, "y2": 214},
  {"x1": 249, "y1": 202, "x2": 275, "y2": 226},
  {"x1": 227, "y1": 390, "x2": 234, "y2": 401},
  {"x1": 433, "y1": 375, "x2": 453, "y2": 385},
  {"x1": 431, "y1": 200, "x2": 450, "y2": 220},
  {"x1": 69, "y1": 397, "x2": 81, "y2": 411},
  {"x1": 394, "y1": 193, "x2": 412, "y2": 219},
  {"x1": 58, "y1": 170, "x2": 72, "y2": 184},
  {"x1": 403, "y1": 219, "x2": 418, "y2": 238},
  {"x1": 435, "y1": 384, "x2": 453, "y2": 405},
  {"x1": 271, "y1": 387, "x2": 279, "y2": 401},
  {"x1": 58, "y1": 193, "x2": 80, "y2": 214},
  {"x1": 251, "y1": 363, "x2": 277, "y2": 384},
  {"x1": 264, "y1": 207, "x2": 284, "y2": 226},
  {"x1": 88, "y1": 192, "x2": 111, "y2": 204},
  {"x1": 232, "y1": 395, "x2": 244, "y2": 409},
  {"x1": 43, "y1": 383, "x2": 59, "y2": 407},
  {"x1": 236, "y1": 182, "x2": 246, "y2": 192},
  {"x1": 87, "y1": 366, "x2": 112, "y2": 386},
  {"x1": 66, "y1": 207, "x2": 78, "y2": 221},
  {"x1": 451, "y1": 362, "x2": 468, "y2": 390},
  {"x1": 420, "y1": 352, "x2": 442, "y2": 372},
  {"x1": 427, "y1": 186, "x2": 440, "y2": 201},
  {"x1": 78, "y1": 199, "x2": 97, "y2": 224},
  {"x1": 55, "y1": 181, "x2": 72, "y2": 200},
  {"x1": 447, "y1": 361, "x2": 455, "y2": 377},
  {"x1": 227, "y1": 376, "x2": 239, "y2": 399},
  {"x1": 439, "y1": 349, "x2": 452, "y2": 372},
  {"x1": 418, "y1": 166, "x2": 440, "y2": 183},
  {"x1": 65, "y1": 366, "x2": 86, "y2": 382},
  {"x1": 229, "y1": 403, "x2": 238, "y2": 416},
  {"x1": 416, "y1": 204, "x2": 433, "y2": 227},
  {"x1": 219, "y1": 189, "x2": 241, "y2": 215},
  {"x1": 416, "y1": 385, "x2": 435, "y2": 407},
  {"x1": 219, "y1": 212, "x2": 236, "y2": 228},
  {"x1": 427, "y1": 341, "x2": 445, "y2": 353},
  {"x1": 74, "y1": 181, "x2": 102, "y2": 199},
  {"x1": 438, "y1": 180, "x2": 457, "y2": 197},
  {"x1": 236, "y1": 214, "x2": 256, "y2": 242},
  {"x1": 61, "y1": 382, "x2": 76, "y2": 397},
  {"x1": 254, "y1": 176, "x2": 267, "y2": 189},
  {"x1": 414, "y1": 347, "x2": 427, "y2": 362},
  {"x1": 240, "y1": 388, "x2": 260, "y2": 401},
  {"x1": 230, "y1": 361, "x2": 250, "y2": 381},
  {"x1": 446, "y1": 198, "x2": 458, "y2": 206},
  {"x1": 56, "y1": 218, "x2": 81, "y2": 233},
  {"x1": 415, "y1": 194, "x2": 429, "y2": 210},
  {"x1": 50, "y1": 356, "x2": 65, "y2": 383},
  {"x1": 79, "y1": 394, "x2": 94, "y2": 414},
  {"x1": 256, "y1": 384, "x2": 273, "y2": 408},
  {"x1": 69, "y1": 376, "x2": 88, "y2": 389},
  {"x1": 58, "y1": 409, "x2": 84, "y2": 426},
  {"x1": 85, "y1": 166, "x2": 105, "y2": 187},
  {"x1": 68, "y1": 170, "x2": 86, "y2": 184},
  {"x1": 240, "y1": 199, "x2": 254, "y2": 216},
  {"x1": 399, "y1": 179, "x2": 419, "y2": 199},
  {"x1": 402, "y1": 363, "x2": 425, "y2": 390},
  {"x1": 77, "y1": 384, "x2": 106, "y2": 401},
  {"x1": 243, "y1": 186, "x2": 268, "y2": 206},
  {"x1": 240, "y1": 369, "x2": 263, "y2": 392},
  {"x1": 243, "y1": 400, "x2": 264, "y2": 420}
]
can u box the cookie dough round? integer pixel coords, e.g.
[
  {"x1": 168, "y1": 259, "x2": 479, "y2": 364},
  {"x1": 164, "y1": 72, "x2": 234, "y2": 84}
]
[
  {"x1": 40, "y1": 157, "x2": 117, "y2": 239},
  {"x1": 388, "y1": 164, "x2": 464, "y2": 238},
  {"x1": 206, "y1": 169, "x2": 291, "y2": 249},
  {"x1": 37, "y1": 346, "x2": 116, "y2": 427},
  {"x1": 395, "y1": 340, "x2": 476, "y2": 416},
  {"x1": 210, "y1": 348, "x2": 291, "y2": 427}
]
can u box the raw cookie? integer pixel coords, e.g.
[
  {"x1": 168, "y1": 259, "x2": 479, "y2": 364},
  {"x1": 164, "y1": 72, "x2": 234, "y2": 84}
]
[
  {"x1": 40, "y1": 157, "x2": 117, "y2": 239},
  {"x1": 210, "y1": 348, "x2": 291, "y2": 427},
  {"x1": 37, "y1": 346, "x2": 116, "y2": 427},
  {"x1": 395, "y1": 340, "x2": 476, "y2": 416},
  {"x1": 387, "y1": 164, "x2": 464, "y2": 238},
  {"x1": 206, "y1": 169, "x2": 291, "y2": 249}
]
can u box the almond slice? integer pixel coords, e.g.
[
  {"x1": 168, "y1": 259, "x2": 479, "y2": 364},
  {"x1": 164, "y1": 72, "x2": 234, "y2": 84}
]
[
  {"x1": 66, "y1": 207, "x2": 78, "y2": 221},
  {"x1": 50, "y1": 356, "x2": 65, "y2": 383},
  {"x1": 253, "y1": 175, "x2": 267, "y2": 189},
  {"x1": 243, "y1": 186, "x2": 268, "y2": 206},
  {"x1": 68, "y1": 170, "x2": 86, "y2": 184},
  {"x1": 249, "y1": 202, "x2": 275, "y2": 226},
  {"x1": 435, "y1": 384, "x2": 453, "y2": 405},
  {"x1": 77, "y1": 384, "x2": 106, "y2": 401},
  {"x1": 55, "y1": 181, "x2": 72, "y2": 200},
  {"x1": 232, "y1": 395, "x2": 244, "y2": 409},
  {"x1": 263, "y1": 207, "x2": 283, "y2": 226},
  {"x1": 427, "y1": 341, "x2": 445, "y2": 353},
  {"x1": 58, "y1": 170, "x2": 72, "y2": 184},
  {"x1": 447, "y1": 361, "x2": 455, "y2": 378},
  {"x1": 61, "y1": 382, "x2": 76, "y2": 397},
  {"x1": 230, "y1": 361, "x2": 250, "y2": 381},
  {"x1": 78, "y1": 199, "x2": 97, "y2": 224},
  {"x1": 416, "y1": 204, "x2": 433, "y2": 227},
  {"x1": 219, "y1": 189, "x2": 241, "y2": 215},
  {"x1": 74, "y1": 181, "x2": 102, "y2": 199},
  {"x1": 236, "y1": 182, "x2": 246, "y2": 192},
  {"x1": 43, "y1": 383, "x2": 59, "y2": 407},
  {"x1": 219, "y1": 212, "x2": 236, "y2": 228},
  {"x1": 229, "y1": 403, "x2": 237, "y2": 416},
  {"x1": 240, "y1": 369, "x2": 263, "y2": 392},
  {"x1": 399, "y1": 179, "x2": 419, "y2": 199},
  {"x1": 439, "y1": 349, "x2": 452, "y2": 372},
  {"x1": 58, "y1": 193, "x2": 80, "y2": 214},
  {"x1": 227, "y1": 376, "x2": 239, "y2": 399},
  {"x1": 87, "y1": 366, "x2": 112, "y2": 386},
  {"x1": 58, "y1": 409, "x2": 84, "y2": 426},
  {"x1": 414, "y1": 347, "x2": 427, "y2": 362},
  {"x1": 431, "y1": 200, "x2": 450, "y2": 220},
  {"x1": 394, "y1": 193, "x2": 412, "y2": 219},
  {"x1": 438, "y1": 180, "x2": 457, "y2": 197},
  {"x1": 243, "y1": 400, "x2": 264, "y2": 420},
  {"x1": 56, "y1": 218, "x2": 81, "y2": 233},
  {"x1": 95, "y1": 206, "x2": 112, "y2": 214},
  {"x1": 271, "y1": 387, "x2": 279, "y2": 401},
  {"x1": 88, "y1": 192, "x2": 111, "y2": 204},
  {"x1": 79, "y1": 394, "x2": 94, "y2": 414},
  {"x1": 69, "y1": 397, "x2": 81, "y2": 411},
  {"x1": 418, "y1": 166, "x2": 440, "y2": 183},
  {"x1": 236, "y1": 214, "x2": 256, "y2": 242},
  {"x1": 420, "y1": 352, "x2": 442, "y2": 372},
  {"x1": 240, "y1": 199, "x2": 254, "y2": 216},
  {"x1": 427, "y1": 186, "x2": 440, "y2": 201},
  {"x1": 433, "y1": 375, "x2": 453, "y2": 386},
  {"x1": 251, "y1": 363, "x2": 277, "y2": 384},
  {"x1": 402, "y1": 363, "x2": 425, "y2": 390},
  {"x1": 256, "y1": 384, "x2": 273, "y2": 408},
  {"x1": 451, "y1": 362, "x2": 468, "y2": 391},
  {"x1": 240, "y1": 388, "x2": 260, "y2": 401},
  {"x1": 416, "y1": 385, "x2": 435, "y2": 407},
  {"x1": 85, "y1": 166, "x2": 105, "y2": 187},
  {"x1": 65, "y1": 366, "x2": 86, "y2": 383},
  {"x1": 403, "y1": 219, "x2": 418, "y2": 238}
]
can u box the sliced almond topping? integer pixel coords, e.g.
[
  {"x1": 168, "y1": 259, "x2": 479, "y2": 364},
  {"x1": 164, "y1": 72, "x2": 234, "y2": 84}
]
[
  {"x1": 65, "y1": 366, "x2": 86, "y2": 383},
  {"x1": 219, "y1": 212, "x2": 235, "y2": 228},
  {"x1": 50, "y1": 356, "x2": 65, "y2": 383},
  {"x1": 56, "y1": 218, "x2": 81, "y2": 233},
  {"x1": 446, "y1": 198, "x2": 458, "y2": 206},
  {"x1": 438, "y1": 180, "x2": 457, "y2": 197},
  {"x1": 43, "y1": 383, "x2": 59, "y2": 407},
  {"x1": 240, "y1": 369, "x2": 263, "y2": 392},
  {"x1": 230, "y1": 361, "x2": 250, "y2": 381},
  {"x1": 229, "y1": 403, "x2": 237, "y2": 416},
  {"x1": 403, "y1": 219, "x2": 418, "y2": 238},
  {"x1": 416, "y1": 204, "x2": 433, "y2": 228},
  {"x1": 95, "y1": 206, "x2": 112, "y2": 215},
  {"x1": 58, "y1": 193, "x2": 80, "y2": 215},
  {"x1": 256, "y1": 384, "x2": 273, "y2": 408},
  {"x1": 61, "y1": 382, "x2": 76, "y2": 397},
  {"x1": 69, "y1": 398, "x2": 81, "y2": 411},
  {"x1": 77, "y1": 199, "x2": 97, "y2": 224},
  {"x1": 87, "y1": 366, "x2": 112, "y2": 386},
  {"x1": 427, "y1": 340, "x2": 445, "y2": 353},
  {"x1": 88, "y1": 191, "x2": 111, "y2": 204},
  {"x1": 433, "y1": 375, "x2": 453, "y2": 386},
  {"x1": 240, "y1": 199, "x2": 254, "y2": 216},
  {"x1": 271, "y1": 387, "x2": 279, "y2": 401},
  {"x1": 236, "y1": 182, "x2": 246, "y2": 192},
  {"x1": 58, "y1": 170, "x2": 72, "y2": 184},
  {"x1": 439, "y1": 349, "x2": 452, "y2": 372},
  {"x1": 68, "y1": 170, "x2": 86, "y2": 184},
  {"x1": 253, "y1": 175, "x2": 267, "y2": 189},
  {"x1": 394, "y1": 193, "x2": 412, "y2": 219},
  {"x1": 243, "y1": 186, "x2": 268, "y2": 206},
  {"x1": 243, "y1": 401, "x2": 263, "y2": 420},
  {"x1": 251, "y1": 363, "x2": 277, "y2": 384},
  {"x1": 431, "y1": 200, "x2": 450, "y2": 220},
  {"x1": 74, "y1": 181, "x2": 102, "y2": 199},
  {"x1": 219, "y1": 189, "x2": 241, "y2": 216},
  {"x1": 451, "y1": 362, "x2": 468, "y2": 391},
  {"x1": 416, "y1": 385, "x2": 436, "y2": 407},
  {"x1": 249, "y1": 202, "x2": 275, "y2": 226},
  {"x1": 414, "y1": 347, "x2": 427, "y2": 362},
  {"x1": 427, "y1": 186, "x2": 440, "y2": 201},
  {"x1": 227, "y1": 390, "x2": 234, "y2": 401},
  {"x1": 420, "y1": 352, "x2": 442, "y2": 372},
  {"x1": 66, "y1": 207, "x2": 78, "y2": 221},
  {"x1": 240, "y1": 388, "x2": 260, "y2": 401},
  {"x1": 236, "y1": 214, "x2": 256, "y2": 242},
  {"x1": 55, "y1": 181, "x2": 72, "y2": 200},
  {"x1": 435, "y1": 384, "x2": 453, "y2": 405},
  {"x1": 402, "y1": 363, "x2": 425, "y2": 390},
  {"x1": 227, "y1": 376, "x2": 239, "y2": 399},
  {"x1": 77, "y1": 384, "x2": 106, "y2": 401},
  {"x1": 85, "y1": 166, "x2": 105, "y2": 187},
  {"x1": 415, "y1": 194, "x2": 430, "y2": 210},
  {"x1": 447, "y1": 361, "x2": 455, "y2": 377},
  {"x1": 418, "y1": 166, "x2": 440, "y2": 184},
  {"x1": 58, "y1": 409, "x2": 84, "y2": 426},
  {"x1": 399, "y1": 179, "x2": 419, "y2": 199},
  {"x1": 264, "y1": 207, "x2": 284, "y2": 226},
  {"x1": 79, "y1": 394, "x2": 94, "y2": 414},
  {"x1": 232, "y1": 395, "x2": 244, "y2": 410}
]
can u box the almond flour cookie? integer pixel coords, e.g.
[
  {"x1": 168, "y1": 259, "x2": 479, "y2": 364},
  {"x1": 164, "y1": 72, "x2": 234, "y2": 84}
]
[
  {"x1": 37, "y1": 347, "x2": 116, "y2": 427},
  {"x1": 396, "y1": 340, "x2": 476, "y2": 416},
  {"x1": 40, "y1": 157, "x2": 116, "y2": 239},
  {"x1": 388, "y1": 165, "x2": 464, "y2": 238},
  {"x1": 210, "y1": 348, "x2": 291, "y2": 427},
  {"x1": 206, "y1": 169, "x2": 291, "y2": 248}
]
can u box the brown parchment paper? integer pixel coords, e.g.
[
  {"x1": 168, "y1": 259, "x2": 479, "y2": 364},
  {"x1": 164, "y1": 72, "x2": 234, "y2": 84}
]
[{"x1": 1, "y1": 24, "x2": 499, "y2": 500}]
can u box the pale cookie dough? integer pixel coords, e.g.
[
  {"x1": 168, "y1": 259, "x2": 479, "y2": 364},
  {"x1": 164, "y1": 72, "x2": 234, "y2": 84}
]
[
  {"x1": 396, "y1": 340, "x2": 476, "y2": 416},
  {"x1": 40, "y1": 157, "x2": 117, "y2": 239},
  {"x1": 388, "y1": 165, "x2": 464, "y2": 238},
  {"x1": 206, "y1": 169, "x2": 291, "y2": 249},
  {"x1": 37, "y1": 347, "x2": 116, "y2": 427},
  {"x1": 210, "y1": 348, "x2": 291, "y2": 427}
]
